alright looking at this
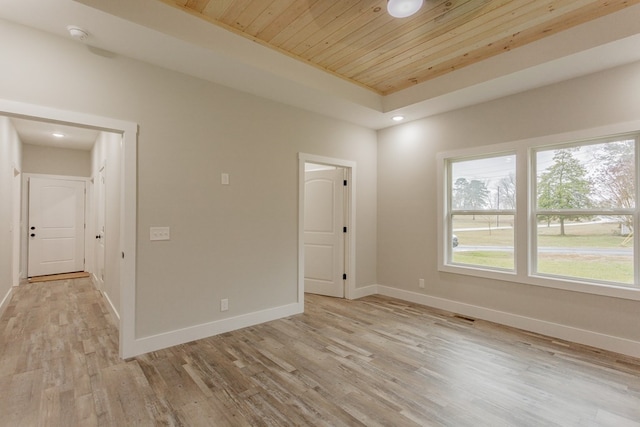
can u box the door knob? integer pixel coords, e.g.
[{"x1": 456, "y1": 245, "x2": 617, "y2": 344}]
[
  {"x1": 30, "y1": 226, "x2": 35, "y2": 230},
  {"x1": 30, "y1": 233, "x2": 35, "y2": 237},
  {"x1": 96, "y1": 235, "x2": 101, "y2": 239}
]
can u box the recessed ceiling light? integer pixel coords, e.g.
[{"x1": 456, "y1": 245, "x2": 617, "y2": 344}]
[
  {"x1": 52, "y1": 132, "x2": 65, "y2": 138},
  {"x1": 392, "y1": 115, "x2": 405, "y2": 122}
]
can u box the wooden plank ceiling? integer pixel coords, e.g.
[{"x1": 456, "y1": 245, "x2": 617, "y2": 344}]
[{"x1": 159, "y1": 0, "x2": 638, "y2": 95}]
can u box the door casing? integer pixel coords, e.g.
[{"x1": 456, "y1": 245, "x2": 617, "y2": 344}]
[
  {"x1": 298, "y1": 153, "x2": 356, "y2": 307},
  {"x1": 1, "y1": 99, "x2": 138, "y2": 359}
]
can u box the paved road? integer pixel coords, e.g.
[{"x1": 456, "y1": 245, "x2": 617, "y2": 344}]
[
  {"x1": 452, "y1": 219, "x2": 620, "y2": 233},
  {"x1": 454, "y1": 245, "x2": 632, "y2": 256}
]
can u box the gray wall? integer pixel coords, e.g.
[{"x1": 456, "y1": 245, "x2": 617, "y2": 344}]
[
  {"x1": 377, "y1": 60, "x2": 640, "y2": 344},
  {"x1": 0, "y1": 19, "x2": 378, "y2": 338},
  {"x1": 0, "y1": 117, "x2": 22, "y2": 310},
  {"x1": 22, "y1": 143, "x2": 91, "y2": 177}
]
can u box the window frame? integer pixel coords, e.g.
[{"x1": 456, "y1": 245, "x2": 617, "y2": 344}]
[
  {"x1": 446, "y1": 152, "x2": 517, "y2": 272},
  {"x1": 437, "y1": 121, "x2": 640, "y2": 301},
  {"x1": 531, "y1": 138, "x2": 637, "y2": 286}
]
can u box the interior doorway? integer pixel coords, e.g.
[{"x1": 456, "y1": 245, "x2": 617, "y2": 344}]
[
  {"x1": 0, "y1": 99, "x2": 138, "y2": 358},
  {"x1": 304, "y1": 163, "x2": 346, "y2": 298},
  {"x1": 298, "y1": 153, "x2": 356, "y2": 303}
]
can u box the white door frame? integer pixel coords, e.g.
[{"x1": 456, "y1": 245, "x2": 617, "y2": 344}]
[
  {"x1": 1, "y1": 99, "x2": 138, "y2": 359},
  {"x1": 12, "y1": 164, "x2": 21, "y2": 287},
  {"x1": 298, "y1": 153, "x2": 356, "y2": 307},
  {"x1": 93, "y1": 163, "x2": 107, "y2": 291}
]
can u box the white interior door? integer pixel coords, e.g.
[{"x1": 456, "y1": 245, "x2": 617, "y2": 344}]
[
  {"x1": 304, "y1": 168, "x2": 345, "y2": 298},
  {"x1": 95, "y1": 166, "x2": 106, "y2": 289},
  {"x1": 28, "y1": 177, "x2": 85, "y2": 277}
]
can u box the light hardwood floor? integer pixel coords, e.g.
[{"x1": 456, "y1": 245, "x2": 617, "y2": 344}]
[{"x1": 1, "y1": 278, "x2": 639, "y2": 426}]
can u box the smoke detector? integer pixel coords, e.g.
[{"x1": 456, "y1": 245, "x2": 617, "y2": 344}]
[{"x1": 67, "y1": 25, "x2": 89, "y2": 41}]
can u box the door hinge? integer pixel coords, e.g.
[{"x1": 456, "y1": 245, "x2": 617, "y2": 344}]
[
  {"x1": 343, "y1": 273, "x2": 347, "y2": 280},
  {"x1": 343, "y1": 226, "x2": 347, "y2": 233},
  {"x1": 343, "y1": 180, "x2": 347, "y2": 186}
]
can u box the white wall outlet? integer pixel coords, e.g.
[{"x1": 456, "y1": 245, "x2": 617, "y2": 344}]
[
  {"x1": 220, "y1": 298, "x2": 229, "y2": 312},
  {"x1": 150, "y1": 226, "x2": 170, "y2": 241},
  {"x1": 419, "y1": 278, "x2": 425, "y2": 288},
  {"x1": 221, "y1": 173, "x2": 230, "y2": 185}
]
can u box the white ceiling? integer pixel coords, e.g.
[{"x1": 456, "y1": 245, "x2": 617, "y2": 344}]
[
  {"x1": 10, "y1": 117, "x2": 98, "y2": 151},
  {"x1": 1, "y1": 0, "x2": 640, "y2": 131}
]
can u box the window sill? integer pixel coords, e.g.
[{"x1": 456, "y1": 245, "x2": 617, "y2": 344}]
[{"x1": 439, "y1": 263, "x2": 640, "y2": 301}]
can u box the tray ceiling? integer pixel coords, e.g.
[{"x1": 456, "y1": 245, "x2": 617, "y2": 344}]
[{"x1": 159, "y1": 0, "x2": 639, "y2": 95}]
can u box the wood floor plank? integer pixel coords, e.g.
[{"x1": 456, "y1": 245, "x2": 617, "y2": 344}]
[{"x1": 1, "y1": 279, "x2": 640, "y2": 426}]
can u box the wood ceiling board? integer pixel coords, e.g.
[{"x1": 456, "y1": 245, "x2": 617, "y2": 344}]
[
  {"x1": 268, "y1": 1, "x2": 342, "y2": 47},
  {"x1": 361, "y1": 0, "x2": 580, "y2": 89},
  {"x1": 157, "y1": 0, "x2": 640, "y2": 95},
  {"x1": 322, "y1": 0, "x2": 488, "y2": 73},
  {"x1": 345, "y1": 0, "x2": 562, "y2": 80},
  {"x1": 336, "y1": 0, "x2": 502, "y2": 79},
  {"x1": 244, "y1": 0, "x2": 300, "y2": 36},
  {"x1": 201, "y1": 0, "x2": 235, "y2": 18},
  {"x1": 374, "y1": 0, "x2": 635, "y2": 94},
  {"x1": 291, "y1": 1, "x2": 381, "y2": 58},
  {"x1": 184, "y1": 0, "x2": 209, "y2": 13},
  {"x1": 255, "y1": 0, "x2": 321, "y2": 41}
]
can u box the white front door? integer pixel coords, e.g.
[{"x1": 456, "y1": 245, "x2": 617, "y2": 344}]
[
  {"x1": 28, "y1": 177, "x2": 85, "y2": 277},
  {"x1": 304, "y1": 168, "x2": 345, "y2": 298}
]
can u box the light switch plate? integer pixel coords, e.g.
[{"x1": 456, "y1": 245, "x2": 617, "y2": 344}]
[
  {"x1": 221, "y1": 173, "x2": 230, "y2": 185},
  {"x1": 150, "y1": 226, "x2": 170, "y2": 241}
]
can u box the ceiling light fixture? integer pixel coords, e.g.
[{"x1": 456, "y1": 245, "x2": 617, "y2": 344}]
[
  {"x1": 67, "y1": 25, "x2": 89, "y2": 41},
  {"x1": 52, "y1": 132, "x2": 65, "y2": 138},
  {"x1": 392, "y1": 115, "x2": 405, "y2": 122},
  {"x1": 387, "y1": 0, "x2": 424, "y2": 18}
]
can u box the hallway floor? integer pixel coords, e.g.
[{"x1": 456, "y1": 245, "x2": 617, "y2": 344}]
[{"x1": 0, "y1": 278, "x2": 639, "y2": 426}]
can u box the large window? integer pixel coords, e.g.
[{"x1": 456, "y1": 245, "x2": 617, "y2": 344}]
[
  {"x1": 534, "y1": 139, "x2": 635, "y2": 285},
  {"x1": 440, "y1": 131, "x2": 639, "y2": 297},
  {"x1": 448, "y1": 154, "x2": 516, "y2": 271}
]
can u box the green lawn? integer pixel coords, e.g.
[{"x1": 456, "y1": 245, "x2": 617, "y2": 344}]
[
  {"x1": 537, "y1": 254, "x2": 633, "y2": 283},
  {"x1": 453, "y1": 220, "x2": 631, "y2": 248},
  {"x1": 451, "y1": 220, "x2": 634, "y2": 283},
  {"x1": 452, "y1": 252, "x2": 633, "y2": 284},
  {"x1": 453, "y1": 251, "x2": 514, "y2": 270}
]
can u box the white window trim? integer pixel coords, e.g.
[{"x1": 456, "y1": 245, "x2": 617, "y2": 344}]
[{"x1": 437, "y1": 120, "x2": 640, "y2": 301}]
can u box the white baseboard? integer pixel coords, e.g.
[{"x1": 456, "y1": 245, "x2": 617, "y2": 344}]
[
  {"x1": 102, "y1": 290, "x2": 120, "y2": 323},
  {"x1": 0, "y1": 286, "x2": 13, "y2": 317},
  {"x1": 375, "y1": 285, "x2": 640, "y2": 359},
  {"x1": 89, "y1": 274, "x2": 120, "y2": 326},
  {"x1": 351, "y1": 284, "x2": 379, "y2": 299},
  {"x1": 119, "y1": 282, "x2": 639, "y2": 359},
  {"x1": 129, "y1": 302, "x2": 303, "y2": 357},
  {"x1": 91, "y1": 273, "x2": 99, "y2": 288}
]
